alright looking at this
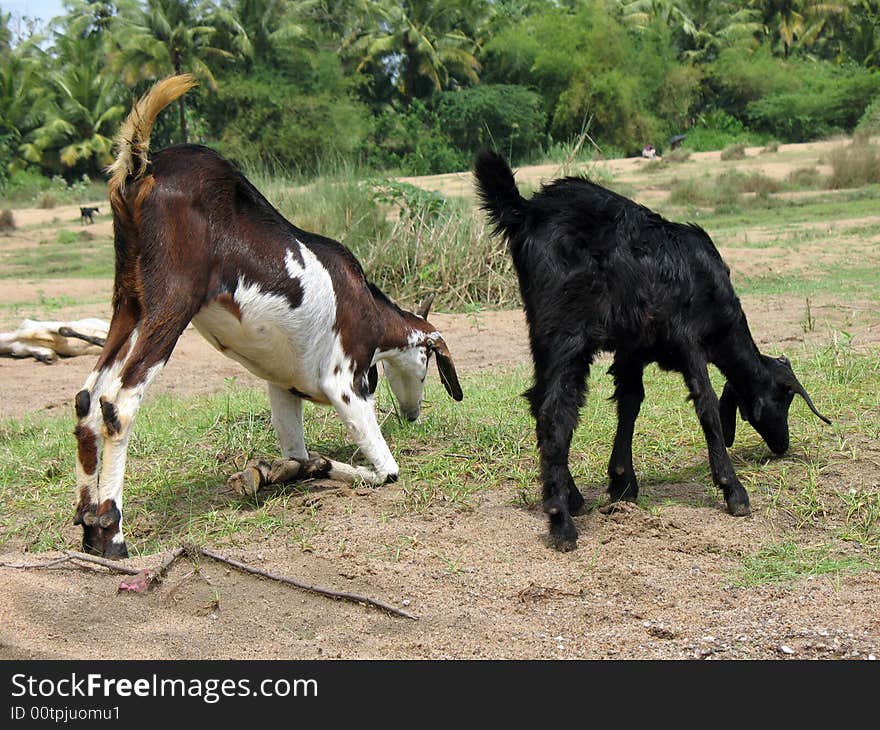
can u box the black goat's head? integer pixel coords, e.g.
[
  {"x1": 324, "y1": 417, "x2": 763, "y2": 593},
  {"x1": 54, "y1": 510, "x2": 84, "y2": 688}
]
[{"x1": 720, "y1": 356, "x2": 831, "y2": 454}]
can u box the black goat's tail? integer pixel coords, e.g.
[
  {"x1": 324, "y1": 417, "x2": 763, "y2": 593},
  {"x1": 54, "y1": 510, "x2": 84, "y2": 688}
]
[{"x1": 473, "y1": 150, "x2": 528, "y2": 237}]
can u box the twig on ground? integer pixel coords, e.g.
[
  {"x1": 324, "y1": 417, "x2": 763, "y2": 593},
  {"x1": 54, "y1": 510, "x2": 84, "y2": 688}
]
[
  {"x1": 198, "y1": 547, "x2": 418, "y2": 620},
  {"x1": 0, "y1": 556, "x2": 73, "y2": 570},
  {"x1": 62, "y1": 550, "x2": 142, "y2": 575},
  {"x1": 0, "y1": 545, "x2": 417, "y2": 619},
  {"x1": 149, "y1": 547, "x2": 186, "y2": 586}
]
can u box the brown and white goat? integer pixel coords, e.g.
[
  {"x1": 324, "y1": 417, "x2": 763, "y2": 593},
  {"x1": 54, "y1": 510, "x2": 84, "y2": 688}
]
[{"x1": 73, "y1": 75, "x2": 463, "y2": 558}]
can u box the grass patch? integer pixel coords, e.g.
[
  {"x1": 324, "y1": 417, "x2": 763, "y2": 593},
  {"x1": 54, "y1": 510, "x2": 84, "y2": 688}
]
[
  {"x1": 1, "y1": 339, "x2": 877, "y2": 557},
  {"x1": 0, "y1": 235, "x2": 113, "y2": 279},
  {"x1": 734, "y1": 541, "x2": 879, "y2": 587}
]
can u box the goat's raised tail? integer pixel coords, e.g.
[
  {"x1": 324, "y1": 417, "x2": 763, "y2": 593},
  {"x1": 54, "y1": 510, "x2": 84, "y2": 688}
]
[
  {"x1": 473, "y1": 150, "x2": 527, "y2": 236},
  {"x1": 107, "y1": 74, "x2": 197, "y2": 200}
]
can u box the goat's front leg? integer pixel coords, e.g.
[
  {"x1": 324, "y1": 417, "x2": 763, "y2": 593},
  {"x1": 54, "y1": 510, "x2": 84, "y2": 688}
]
[
  {"x1": 683, "y1": 358, "x2": 750, "y2": 516},
  {"x1": 607, "y1": 359, "x2": 645, "y2": 503},
  {"x1": 228, "y1": 386, "x2": 398, "y2": 496},
  {"x1": 527, "y1": 357, "x2": 590, "y2": 551},
  {"x1": 324, "y1": 390, "x2": 400, "y2": 485}
]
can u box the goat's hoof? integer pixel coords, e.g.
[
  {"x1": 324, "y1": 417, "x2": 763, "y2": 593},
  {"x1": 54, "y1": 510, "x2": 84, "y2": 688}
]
[
  {"x1": 726, "y1": 500, "x2": 751, "y2": 517},
  {"x1": 228, "y1": 466, "x2": 264, "y2": 497},
  {"x1": 267, "y1": 458, "x2": 304, "y2": 485},
  {"x1": 549, "y1": 531, "x2": 578, "y2": 552},
  {"x1": 608, "y1": 477, "x2": 639, "y2": 504},
  {"x1": 548, "y1": 513, "x2": 578, "y2": 551},
  {"x1": 301, "y1": 456, "x2": 332, "y2": 479}
]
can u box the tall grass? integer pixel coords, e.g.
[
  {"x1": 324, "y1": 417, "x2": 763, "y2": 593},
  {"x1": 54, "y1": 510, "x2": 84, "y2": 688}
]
[
  {"x1": 254, "y1": 162, "x2": 521, "y2": 309},
  {"x1": 827, "y1": 138, "x2": 880, "y2": 188}
]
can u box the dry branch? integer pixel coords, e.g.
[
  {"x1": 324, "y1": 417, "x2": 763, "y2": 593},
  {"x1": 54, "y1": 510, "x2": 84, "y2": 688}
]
[
  {"x1": 198, "y1": 547, "x2": 418, "y2": 620},
  {"x1": 0, "y1": 544, "x2": 416, "y2": 619}
]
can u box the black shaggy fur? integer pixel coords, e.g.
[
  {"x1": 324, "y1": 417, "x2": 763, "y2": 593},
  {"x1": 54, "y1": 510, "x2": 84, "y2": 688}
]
[{"x1": 474, "y1": 150, "x2": 831, "y2": 551}]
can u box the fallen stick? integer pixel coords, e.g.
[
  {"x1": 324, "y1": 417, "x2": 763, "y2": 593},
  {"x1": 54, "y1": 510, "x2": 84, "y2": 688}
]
[
  {"x1": 0, "y1": 556, "x2": 72, "y2": 570},
  {"x1": 63, "y1": 550, "x2": 142, "y2": 575},
  {"x1": 1, "y1": 545, "x2": 416, "y2": 619},
  {"x1": 198, "y1": 547, "x2": 418, "y2": 620}
]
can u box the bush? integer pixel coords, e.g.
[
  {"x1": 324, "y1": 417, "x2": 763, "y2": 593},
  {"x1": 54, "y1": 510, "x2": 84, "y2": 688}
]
[
  {"x1": 745, "y1": 65, "x2": 880, "y2": 141},
  {"x1": 684, "y1": 110, "x2": 761, "y2": 152},
  {"x1": 720, "y1": 143, "x2": 747, "y2": 161},
  {"x1": 433, "y1": 85, "x2": 546, "y2": 164},
  {"x1": 204, "y1": 66, "x2": 370, "y2": 175},
  {"x1": 827, "y1": 139, "x2": 880, "y2": 188},
  {"x1": 0, "y1": 208, "x2": 14, "y2": 231},
  {"x1": 360, "y1": 101, "x2": 469, "y2": 175},
  {"x1": 855, "y1": 97, "x2": 880, "y2": 137},
  {"x1": 786, "y1": 166, "x2": 825, "y2": 189}
]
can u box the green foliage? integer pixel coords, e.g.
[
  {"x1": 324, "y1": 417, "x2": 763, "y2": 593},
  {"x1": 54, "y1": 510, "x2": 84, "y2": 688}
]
[
  {"x1": 746, "y1": 69, "x2": 880, "y2": 141},
  {"x1": 433, "y1": 84, "x2": 547, "y2": 163},
  {"x1": 204, "y1": 65, "x2": 370, "y2": 174},
  {"x1": 360, "y1": 100, "x2": 469, "y2": 175},
  {"x1": 684, "y1": 109, "x2": 762, "y2": 151}
]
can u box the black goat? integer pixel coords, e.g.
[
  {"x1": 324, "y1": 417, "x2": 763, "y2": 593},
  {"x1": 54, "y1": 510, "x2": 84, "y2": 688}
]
[{"x1": 474, "y1": 150, "x2": 831, "y2": 551}]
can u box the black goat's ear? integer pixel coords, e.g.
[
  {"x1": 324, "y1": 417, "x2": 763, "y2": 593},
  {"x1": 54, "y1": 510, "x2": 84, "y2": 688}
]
[
  {"x1": 431, "y1": 338, "x2": 463, "y2": 401},
  {"x1": 719, "y1": 382, "x2": 738, "y2": 447}
]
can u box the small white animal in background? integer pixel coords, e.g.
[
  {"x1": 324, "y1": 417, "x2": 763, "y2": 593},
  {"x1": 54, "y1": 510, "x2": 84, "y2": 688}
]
[{"x1": 0, "y1": 318, "x2": 108, "y2": 363}]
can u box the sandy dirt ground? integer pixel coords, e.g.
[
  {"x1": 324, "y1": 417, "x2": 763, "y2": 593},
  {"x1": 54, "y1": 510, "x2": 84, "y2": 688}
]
[{"x1": 0, "y1": 144, "x2": 878, "y2": 660}]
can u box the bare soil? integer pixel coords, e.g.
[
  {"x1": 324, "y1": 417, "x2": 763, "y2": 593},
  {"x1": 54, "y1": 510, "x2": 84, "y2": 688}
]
[{"x1": 1, "y1": 144, "x2": 878, "y2": 660}]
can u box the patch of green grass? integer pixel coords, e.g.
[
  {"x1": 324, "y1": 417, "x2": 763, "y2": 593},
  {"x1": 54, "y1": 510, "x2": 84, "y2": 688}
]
[
  {"x1": 2, "y1": 338, "x2": 876, "y2": 557},
  {"x1": 734, "y1": 541, "x2": 879, "y2": 587},
  {"x1": 736, "y1": 265, "x2": 879, "y2": 299},
  {"x1": 0, "y1": 236, "x2": 113, "y2": 279}
]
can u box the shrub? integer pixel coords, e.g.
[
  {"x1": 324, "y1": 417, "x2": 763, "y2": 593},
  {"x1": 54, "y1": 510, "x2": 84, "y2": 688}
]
[
  {"x1": 786, "y1": 166, "x2": 824, "y2": 189},
  {"x1": 433, "y1": 85, "x2": 546, "y2": 164},
  {"x1": 855, "y1": 96, "x2": 880, "y2": 137},
  {"x1": 720, "y1": 143, "x2": 747, "y2": 161},
  {"x1": 761, "y1": 140, "x2": 780, "y2": 154},
  {"x1": 0, "y1": 208, "x2": 14, "y2": 232},
  {"x1": 827, "y1": 139, "x2": 880, "y2": 188}
]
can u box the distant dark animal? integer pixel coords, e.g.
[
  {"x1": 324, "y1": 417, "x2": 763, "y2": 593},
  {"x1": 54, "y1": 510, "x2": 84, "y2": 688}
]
[
  {"x1": 80, "y1": 206, "x2": 99, "y2": 224},
  {"x1": 474, "y1": 150, "x2": 830, "y2": 551},
  {"x1": 72, "y1": 75, "x2": 463, "y2": 558}
]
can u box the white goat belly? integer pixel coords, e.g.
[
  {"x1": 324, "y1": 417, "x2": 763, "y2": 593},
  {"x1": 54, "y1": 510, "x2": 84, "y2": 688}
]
[{"x1": 192, "y1": 248, "x2": 339, "y2": 397}]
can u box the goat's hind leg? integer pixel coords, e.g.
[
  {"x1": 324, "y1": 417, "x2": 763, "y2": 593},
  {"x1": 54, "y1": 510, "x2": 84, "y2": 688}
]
[
  {"x1": 73, "y1": 305, "x2": 139, "y2": 554},
  {"x1": 85, "y1": 311, "x2": 191, "y2": 557},
  {"x1": 528, "y1": 356, "x2": 590, "y2": 551},
  {"x1": 607, "y1": 359, "x2": 644, "y2": 504}
]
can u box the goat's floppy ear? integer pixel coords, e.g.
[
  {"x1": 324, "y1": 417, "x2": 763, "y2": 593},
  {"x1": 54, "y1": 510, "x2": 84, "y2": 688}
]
[
  {"x1": 430, "y1": 338, "x2": 463, "y2": 401},
  {"x1": 719, "y1": 382, "x2": 739, "y2": 447}
]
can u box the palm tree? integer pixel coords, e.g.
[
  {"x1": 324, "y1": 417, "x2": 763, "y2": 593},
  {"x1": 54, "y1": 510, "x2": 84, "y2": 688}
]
[
  {"x1": 110, "y1": 0, "x2": 250, "y2": 142},
  {"x1": 345, "y1": 0, "x2": 482, "y2": 106},
  {"x1": 619, "y1": 0, "x2": 762, "y2": 62},
  {"x1": 0, "y1": 34, "x2": 52, "y2": 175},
  {"x1": 19, "y1": 32, "x2": 126, "y2": 175},
  {"x1": 228, "y1": 0, "x2": 316, "y2": 62}
]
